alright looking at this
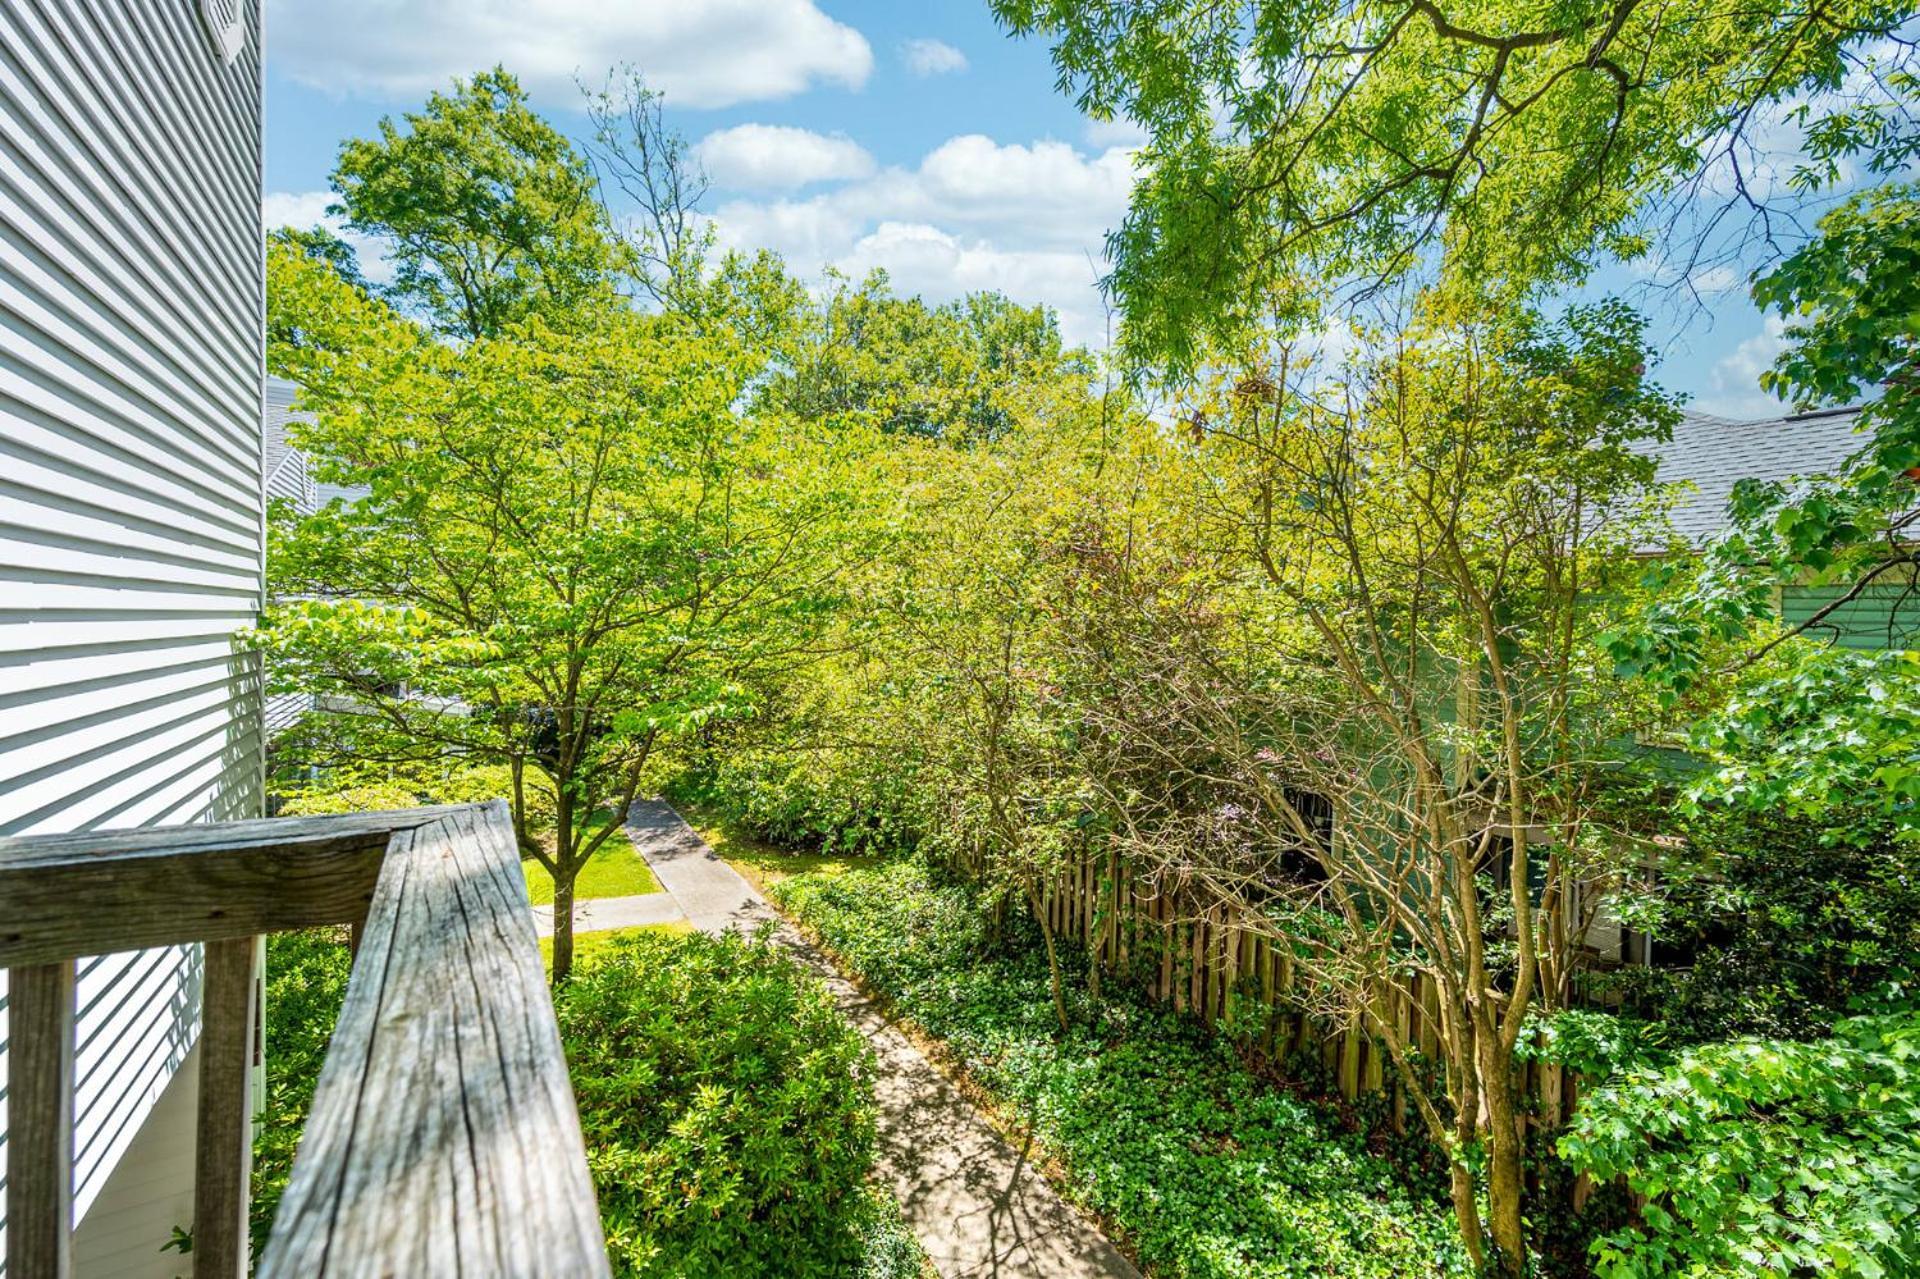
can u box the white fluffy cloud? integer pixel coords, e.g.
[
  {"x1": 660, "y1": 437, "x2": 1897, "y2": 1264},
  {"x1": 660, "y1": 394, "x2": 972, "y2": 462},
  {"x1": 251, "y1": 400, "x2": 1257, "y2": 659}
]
[
  {"x1": 262, "y1": 190, "x2": 397, "y2": 285},
  {"x1": 696, "y1": 125, "x2": 875, "y2": 192},
  {"x1": 1704, "y1": 314, "x2": 1790, "y2": 418},
  {"x1": 901, "y1": 38, "x2": 967, "y2": 77},
  {"x1": 262, "y1": 190, "x2": 335, "y2": 234},
  {"x1": 706, "y1": 135, "x2": 1139, "y2": 345},
  {"x1": 266, "y1": 0, "x2": 872, "y2": 109},
  {"x1": 842, "y1": 222, "x2": 1105, "y2": 322},
  {"x1": 1083, "y1": 116, "x2": 1149, "y2": 150}
]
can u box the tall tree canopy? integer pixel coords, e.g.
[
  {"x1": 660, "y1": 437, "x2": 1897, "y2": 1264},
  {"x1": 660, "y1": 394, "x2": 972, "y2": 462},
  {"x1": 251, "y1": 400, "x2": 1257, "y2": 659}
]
[
  {"x1": 261, "y1": 70, "x2": 877, "y2": 981},
  {"x1": 331, "y1": 67, "x2": 625, "y2": 339},
  {"x1": 263, "y1": 246, "x2": 871, "y2": 981},
  {"x1": 1137, "y1": 305, "x2": 1673, "y2": 1274},
  {"x1": 760, "y1": 272, "x2": 1086, "y2": 444},
  {"x1": 994, "y1": 0, "x2": 1916, "y2": 372}
]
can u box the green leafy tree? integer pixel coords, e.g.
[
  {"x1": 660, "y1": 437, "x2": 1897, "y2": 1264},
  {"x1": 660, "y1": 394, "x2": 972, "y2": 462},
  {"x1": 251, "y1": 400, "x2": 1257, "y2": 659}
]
[
  {"x1": 886, "y1": 430, "x2": 1093, "y2": 1031},
  {"x1": 1560, "y1": 1007, "x2": 1920, "y2": 1278},
  {"x1": 993, "y1": 0, "x2": 1913, "y2": 372},
  {"x1": 268, "y1": 225, "x2": 368, "y2": 292},
  {"x1": 762, "y1": 271, "x2": 1086, "y2": 444},
  {"x1": 851, "y1": 367, "x2": 1145, "y2": 1027},
  {"x1": 331, "y1": 67, "x2": 624, "y2": 339},
  {"x1": 261, "y1": 246, "x2": 865, "y2": 981},
  {"x1": 265, "y1": 225, "x2": 371, "y2": 354},
  {"x1": 1610, "y1": 162, "x2": 1920, "y2": 840},
  {"x1": 1076, "y1": 304, "x2": 1675, "y2": 1273}
]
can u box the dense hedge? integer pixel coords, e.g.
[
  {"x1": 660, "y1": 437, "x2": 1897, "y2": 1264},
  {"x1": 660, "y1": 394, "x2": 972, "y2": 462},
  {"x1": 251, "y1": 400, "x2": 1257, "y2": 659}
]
[
  {"x1": 665, "y1": 752, "x2": 923, "y2": 858},
  {"x1": 555, "y1": 928, "x2": 891, "y2": 1278},
  {"x1": 1560, "y1": 1008, "x2": 1920, "y2": 1278},
  {"x1": 771, "y1": 861, "x2": 1470, "y2": 1279},
  {"x1": 1586, "y1": 805, "x2": 1920, "y2": 1044}
]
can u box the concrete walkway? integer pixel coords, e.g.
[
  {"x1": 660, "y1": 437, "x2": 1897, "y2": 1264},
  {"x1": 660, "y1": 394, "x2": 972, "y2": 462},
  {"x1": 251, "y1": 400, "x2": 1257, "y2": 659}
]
[
  {"x1": 530, "y1": 890, "x2": 682, "y2": 938},
  {"x1": 622, "y1": 799, "x2": 1141, "y2": 1279}
]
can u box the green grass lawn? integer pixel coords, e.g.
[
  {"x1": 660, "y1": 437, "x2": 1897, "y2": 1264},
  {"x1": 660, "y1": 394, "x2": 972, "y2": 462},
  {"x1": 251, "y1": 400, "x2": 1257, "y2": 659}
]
[
  {"x1": 539, "y1": 922, "x2": 692, "y2": 975},
  {"x1": 674, "y1": 800, "x2": 872, "y2": 894},
  {"x1": 523, "y1": 811, "x2": 661, "y2": 905}
]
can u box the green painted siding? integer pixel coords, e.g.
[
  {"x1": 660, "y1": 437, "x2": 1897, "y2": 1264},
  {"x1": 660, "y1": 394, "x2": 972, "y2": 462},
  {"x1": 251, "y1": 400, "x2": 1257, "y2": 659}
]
[{"x1": 1781, "y1": 585, "x2": 1920, "y2": 651}]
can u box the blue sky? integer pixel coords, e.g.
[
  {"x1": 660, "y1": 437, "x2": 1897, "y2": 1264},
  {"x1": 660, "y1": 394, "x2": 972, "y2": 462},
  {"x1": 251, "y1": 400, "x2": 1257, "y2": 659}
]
[{"x1": 262, "y1": 0, "x2": 1804, "y2": 418}]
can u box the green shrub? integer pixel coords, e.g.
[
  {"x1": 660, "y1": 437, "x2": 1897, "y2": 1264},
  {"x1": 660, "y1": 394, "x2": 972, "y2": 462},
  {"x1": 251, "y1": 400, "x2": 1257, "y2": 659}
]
[
  {"x1": 666, "y1": 744, "x2": 925, "y2": 858},
  {"x1": 1560, "y1": 1007, "x2": 1920, "y2": 1278},
  {"x1": 251, "y1": 928, "x2": 355, "y2": 1258},
  {"x1": 555, "y1": 928, "x2": 882, "y2": 1278},
  {"x1": 1592, "y1": 806, "x2": 1920, "y2": 1044},
  {"x1": 773, "y1": 861, "x2": 1471, "y2": 1279},
  {"x1": 252, "y1": 925, "x2": 919, "y2": 1277},
  {"x1": 272, "y1": 762, "x2": 553, "y2": 826},
  {"x1": 849, "y1": 1187, "x2": 930, "y2": 1279}
]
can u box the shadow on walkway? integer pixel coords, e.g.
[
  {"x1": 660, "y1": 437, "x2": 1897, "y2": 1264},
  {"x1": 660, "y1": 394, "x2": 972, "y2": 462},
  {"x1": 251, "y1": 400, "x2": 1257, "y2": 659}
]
[{"x1": 623, "y1": 799, "x2": 1140, "y2": 1279}]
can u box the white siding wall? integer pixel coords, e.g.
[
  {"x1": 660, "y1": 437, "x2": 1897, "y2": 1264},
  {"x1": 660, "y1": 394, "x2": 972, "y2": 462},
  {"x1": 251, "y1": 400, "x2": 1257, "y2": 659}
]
[
  {"x1": 0, "y1": 0, "x2": 264, "y2": 1271},
  {"x1": 263, "y1": 385, "x2": 315, "y2": 743},
  {"x1": 264, "y1": 451, "x2": 311, "y2": 508},
  {"x1": 263, "y1": 451, "x2": 314, "y2": 739}
]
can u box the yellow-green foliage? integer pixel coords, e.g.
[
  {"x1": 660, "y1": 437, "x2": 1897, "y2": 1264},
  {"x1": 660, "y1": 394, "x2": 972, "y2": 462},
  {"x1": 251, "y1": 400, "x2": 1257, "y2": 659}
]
[{"x1": 555, "y1": 929, "x2": 885, "y2": 1278}]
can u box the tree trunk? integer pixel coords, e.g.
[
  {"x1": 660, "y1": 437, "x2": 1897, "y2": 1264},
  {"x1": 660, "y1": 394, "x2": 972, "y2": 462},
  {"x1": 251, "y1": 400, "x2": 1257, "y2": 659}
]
[
  {"x1": 1026, "y1": 880, "x2": 1070, "y2": 1035},
  {"x1": 551, "y1": 790, "x2": 577, "y2": 985},
  {"x1": 1480, "y1": 1039, "x2": 1528, "y2": 1276},
  {"x1": 1441, "y1": 1032, "x2": 1490, "y2": 1273},
  {"x1": 1448, "y1": 1158, "x2": 1487, "y2": 1274},
  {"x1": 551, "y1": 873, "x2": 576, "y2": 985}
]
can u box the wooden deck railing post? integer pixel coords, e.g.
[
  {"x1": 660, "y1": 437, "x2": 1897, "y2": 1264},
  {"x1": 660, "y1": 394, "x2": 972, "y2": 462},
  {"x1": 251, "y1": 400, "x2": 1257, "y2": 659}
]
[
  {"x1": 0, "y1": 803, "x2": 607, "y2": 1276},
  {"x1": 258, "y1": 803, "x2": 609, "y2": 1276},
  {"x1": 194, "y1": 936, "x2": 258, "y2": 1277},
  {"x1": 8, "y1": 960, "x2": 77, "y2": 1279}
]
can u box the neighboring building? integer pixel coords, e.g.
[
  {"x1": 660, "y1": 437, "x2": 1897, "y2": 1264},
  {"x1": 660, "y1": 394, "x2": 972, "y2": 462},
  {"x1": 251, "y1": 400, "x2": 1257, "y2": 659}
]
[
  {"x1": 1653, "y1": 406, "x2": 1866, "y2": 545},
  {"x1": 0, "y1": 0, "x2": 264, "y2": 1273},
  {"x1": 262, "y1": 379, "x2": 318, "y2": 514},
  {"x1": 263, "y1": 378, "x2": 366, "y2": 511},
  {"x1": 262, "y1": 379, "x2": 317, "y2": 740},
  {"x1": 1653, "y1": 405, "x2": 1918, "y2": 651},
  {"x1": 1594, "y1": 404, "x2": 1906, "y2": 967},
  {"x1": 260, "y1": 377, "x2": 394, "y2": 744}
]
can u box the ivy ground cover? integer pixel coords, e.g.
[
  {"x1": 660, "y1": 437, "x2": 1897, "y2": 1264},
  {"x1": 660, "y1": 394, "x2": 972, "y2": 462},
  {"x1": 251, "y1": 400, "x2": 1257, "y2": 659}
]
[{"x1": 770, "y1": 860, "x2": 1470, "y2": 1279}]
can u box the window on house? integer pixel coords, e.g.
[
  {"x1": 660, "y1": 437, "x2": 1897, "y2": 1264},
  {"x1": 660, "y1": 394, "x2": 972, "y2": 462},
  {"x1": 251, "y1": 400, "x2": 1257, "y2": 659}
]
[{"x1": 1276, "y1": 787, "x2": 1332, "y2": 884}]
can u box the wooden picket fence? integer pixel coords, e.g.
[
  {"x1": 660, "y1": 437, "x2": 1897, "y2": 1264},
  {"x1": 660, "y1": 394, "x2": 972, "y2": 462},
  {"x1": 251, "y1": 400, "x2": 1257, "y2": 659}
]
[{"x1": 1037, "y1": 847, "x2": 1578, "y2": 1135}]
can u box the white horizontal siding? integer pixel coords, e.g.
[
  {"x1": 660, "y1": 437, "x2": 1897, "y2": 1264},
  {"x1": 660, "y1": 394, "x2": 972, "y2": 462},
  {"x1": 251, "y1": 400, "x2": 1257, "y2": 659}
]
[
  {"x1": 265, "y1": 451, "x2": 312, "y2": 509},
  {"x1": 0, "y1": 1, "x2": 264, "y2": 1273},
  {"x1": 70, "y1": 1047, "x2": 200, "y2": 1277},
  {"x1": 264, "y1": 691, "x2": 312, "y2": 740}
]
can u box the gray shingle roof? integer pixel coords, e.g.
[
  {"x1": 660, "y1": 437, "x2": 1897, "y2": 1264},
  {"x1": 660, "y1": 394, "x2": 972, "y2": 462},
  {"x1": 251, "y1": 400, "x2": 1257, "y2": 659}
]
[{"x1": 1649, "y1": 405, "x2": 1867, "y2": 544}]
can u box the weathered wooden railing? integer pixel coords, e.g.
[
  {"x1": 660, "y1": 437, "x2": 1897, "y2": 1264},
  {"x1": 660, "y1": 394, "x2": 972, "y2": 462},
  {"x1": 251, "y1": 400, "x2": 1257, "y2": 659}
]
[{"x1": 0, "y1": 799, "x2": 609, "y2": 1277}]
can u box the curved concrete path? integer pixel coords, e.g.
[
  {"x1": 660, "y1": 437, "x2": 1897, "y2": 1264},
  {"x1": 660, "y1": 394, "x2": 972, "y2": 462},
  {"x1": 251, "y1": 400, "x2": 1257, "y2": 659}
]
[
  {"x1": 622, "y1": 799, "x2": 1141, "y2": 1279},
  {"x1": 531, "y1": 890, "x2": 682, "y2": 937}
]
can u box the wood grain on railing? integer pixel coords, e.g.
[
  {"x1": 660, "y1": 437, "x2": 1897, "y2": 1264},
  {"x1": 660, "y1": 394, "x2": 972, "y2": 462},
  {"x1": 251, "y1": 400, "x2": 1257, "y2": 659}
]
[
  {"x1": 0, "y1": 800, "x2": 608, "y2": 1276},
  {"x1": 257, "y1": 800, "x2": 609, "y2": 1277},
  {"x1": 6, "y1": 960, "x2": 77, "y2": 1279},
  {"x1": 0, "y1": 806, "x2": 468, "y2": 966}
]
